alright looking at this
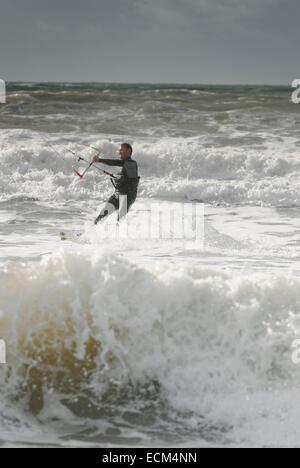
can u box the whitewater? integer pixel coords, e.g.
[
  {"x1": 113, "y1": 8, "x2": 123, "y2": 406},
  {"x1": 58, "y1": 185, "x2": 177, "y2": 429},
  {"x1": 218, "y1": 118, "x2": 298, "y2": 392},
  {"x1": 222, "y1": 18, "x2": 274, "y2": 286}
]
[{"x1": 1, "y1": 83, "x2": 300, "y2": 447}]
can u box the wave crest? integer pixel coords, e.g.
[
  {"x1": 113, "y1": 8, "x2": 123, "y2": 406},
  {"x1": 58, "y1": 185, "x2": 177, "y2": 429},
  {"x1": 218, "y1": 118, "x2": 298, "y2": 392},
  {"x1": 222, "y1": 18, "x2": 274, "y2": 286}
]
[{"x1": 0, "y1": 249, "x2": 299, "y2": 421}]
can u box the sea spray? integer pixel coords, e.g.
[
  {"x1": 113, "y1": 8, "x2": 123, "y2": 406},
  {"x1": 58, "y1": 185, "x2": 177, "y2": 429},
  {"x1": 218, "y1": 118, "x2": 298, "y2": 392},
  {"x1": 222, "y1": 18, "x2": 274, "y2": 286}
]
[{"x1": 0, "y1": 249, "x2": 300, "y2": 437}]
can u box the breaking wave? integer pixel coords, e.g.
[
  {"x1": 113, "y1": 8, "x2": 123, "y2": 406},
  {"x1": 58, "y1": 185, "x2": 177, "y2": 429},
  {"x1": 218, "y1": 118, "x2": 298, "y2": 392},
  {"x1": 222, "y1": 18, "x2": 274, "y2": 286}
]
[
  {"x1": 1, "y1": 130, "x2": 300, "y2": 207},
  {"x1": 1, "y1": 249, "x2": 300, "y2": 446}
]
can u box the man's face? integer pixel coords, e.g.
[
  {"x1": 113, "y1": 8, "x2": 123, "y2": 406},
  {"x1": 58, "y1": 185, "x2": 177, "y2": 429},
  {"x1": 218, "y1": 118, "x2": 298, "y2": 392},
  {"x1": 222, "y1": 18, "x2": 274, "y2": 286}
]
[{"x1": 119, "y1": 145, "x2": 131, "y2": 160}]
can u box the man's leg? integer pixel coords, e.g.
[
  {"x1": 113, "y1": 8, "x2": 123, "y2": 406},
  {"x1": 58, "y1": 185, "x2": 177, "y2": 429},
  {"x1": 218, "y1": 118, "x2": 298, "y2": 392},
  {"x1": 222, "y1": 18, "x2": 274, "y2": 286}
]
[
  {"x1": 117, "y1": 195, "x2": 137, "y2": 221},
  {"x1": 118, "y1": 195, "x2": 128, "y2": 221},
  {"x1": 94, "y1": 198, "x2": 118, "y2": 225}
]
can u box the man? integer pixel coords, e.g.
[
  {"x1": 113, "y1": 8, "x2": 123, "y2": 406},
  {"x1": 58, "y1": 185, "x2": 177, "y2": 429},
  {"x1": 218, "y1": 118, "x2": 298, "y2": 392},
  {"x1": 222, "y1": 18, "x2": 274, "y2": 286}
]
[{"x1": 93, "y1": 143, "x2": 139, "y2": 224}]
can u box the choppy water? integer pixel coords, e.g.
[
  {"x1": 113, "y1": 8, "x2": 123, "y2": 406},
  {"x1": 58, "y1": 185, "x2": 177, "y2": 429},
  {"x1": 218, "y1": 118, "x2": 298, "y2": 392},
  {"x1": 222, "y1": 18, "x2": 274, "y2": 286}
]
[{"x1": 1, "y1": 83, "x2": 300, "y2": 447}]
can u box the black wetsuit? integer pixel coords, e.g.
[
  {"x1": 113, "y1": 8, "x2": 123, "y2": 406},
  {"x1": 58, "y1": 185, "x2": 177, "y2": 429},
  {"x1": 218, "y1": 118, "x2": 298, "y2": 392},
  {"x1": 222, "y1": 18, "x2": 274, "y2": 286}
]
[{"x1": 95, "y1": 157, "x2": 140, "y2": 223}]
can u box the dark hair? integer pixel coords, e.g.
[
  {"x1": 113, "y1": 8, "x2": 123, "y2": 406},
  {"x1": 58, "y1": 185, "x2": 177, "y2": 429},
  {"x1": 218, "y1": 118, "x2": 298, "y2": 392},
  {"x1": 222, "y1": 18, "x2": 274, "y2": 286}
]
[{"x1": 122, "y1": 143, "x2": 133, "y2": 155}]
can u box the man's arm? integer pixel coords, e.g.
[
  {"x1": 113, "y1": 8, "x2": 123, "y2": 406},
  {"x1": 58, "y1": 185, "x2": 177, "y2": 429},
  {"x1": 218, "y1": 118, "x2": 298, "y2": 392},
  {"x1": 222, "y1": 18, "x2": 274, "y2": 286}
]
[{"x1": 93, "y1": 156, "x2": 124, "y2": 167}]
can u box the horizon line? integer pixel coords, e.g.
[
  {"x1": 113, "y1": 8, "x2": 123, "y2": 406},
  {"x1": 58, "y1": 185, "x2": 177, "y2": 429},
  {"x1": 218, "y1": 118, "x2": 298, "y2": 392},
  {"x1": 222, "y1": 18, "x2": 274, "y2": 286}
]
[{"x1": 4, "y1": 80, "x2": 291, "y2": 87}]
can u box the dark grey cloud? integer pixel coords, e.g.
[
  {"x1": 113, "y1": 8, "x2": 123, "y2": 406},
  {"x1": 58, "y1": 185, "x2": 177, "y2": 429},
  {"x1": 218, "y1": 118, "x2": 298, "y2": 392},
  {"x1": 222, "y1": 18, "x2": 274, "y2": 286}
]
[{"x1": 0, "y1": 0, "x2": 298, "y2": 83}]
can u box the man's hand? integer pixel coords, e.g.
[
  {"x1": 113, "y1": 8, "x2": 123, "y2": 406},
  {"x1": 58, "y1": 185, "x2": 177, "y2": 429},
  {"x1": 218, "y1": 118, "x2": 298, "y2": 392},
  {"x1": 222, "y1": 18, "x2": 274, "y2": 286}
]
[{"x1": 92, "y1": 155, "x2": 101, "y2": 163}]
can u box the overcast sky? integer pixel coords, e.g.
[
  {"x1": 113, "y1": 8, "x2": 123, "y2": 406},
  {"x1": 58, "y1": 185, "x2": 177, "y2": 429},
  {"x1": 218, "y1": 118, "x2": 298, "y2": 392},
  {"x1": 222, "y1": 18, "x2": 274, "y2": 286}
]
[{"x1": 0, "y1": 0, "x2": 298, "y2": 84}]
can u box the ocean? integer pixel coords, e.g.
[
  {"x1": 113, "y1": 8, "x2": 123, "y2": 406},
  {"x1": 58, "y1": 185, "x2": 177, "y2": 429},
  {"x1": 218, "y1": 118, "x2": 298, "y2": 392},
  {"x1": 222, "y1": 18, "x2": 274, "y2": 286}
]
[{"x1": 1, "y1": 82, "x2": 300, "y2": 447}]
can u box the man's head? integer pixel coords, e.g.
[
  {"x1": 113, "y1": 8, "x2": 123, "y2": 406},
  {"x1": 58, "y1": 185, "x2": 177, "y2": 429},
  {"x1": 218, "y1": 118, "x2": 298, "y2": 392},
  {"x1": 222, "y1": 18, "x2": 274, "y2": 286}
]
[{"x1": 119, "y1": 143, "x2": 133, "y2": 161}]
